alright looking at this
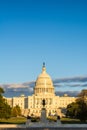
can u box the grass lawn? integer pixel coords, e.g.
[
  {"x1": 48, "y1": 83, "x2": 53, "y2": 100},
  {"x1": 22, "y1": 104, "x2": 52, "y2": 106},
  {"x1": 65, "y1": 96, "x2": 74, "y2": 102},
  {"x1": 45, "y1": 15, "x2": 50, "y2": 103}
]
[
  {"x1": 0, "y1": 117, "x2": 27, "y2": 124},
  {"x1": 61, "y1": 118, "x2": 87, "y2": 124},
  {"x1": 0, "y1": 117, "x2": 87, "y2": 124}
]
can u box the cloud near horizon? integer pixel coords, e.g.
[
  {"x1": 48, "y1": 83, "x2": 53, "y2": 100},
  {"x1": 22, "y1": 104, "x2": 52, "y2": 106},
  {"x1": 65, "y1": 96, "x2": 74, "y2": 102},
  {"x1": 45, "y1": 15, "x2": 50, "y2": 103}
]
[
  {"x1": 1, "y1": 76, "x2": 87, "y2": 97},
  {"x1": 1, "y1": 76, "x2": 87, "y2": 90},
  {"x1": 53, "y1": 76, "x2": 87, "y2": 83},
  {"x1": 53, "y1": 76, "x2": 87, "y2": 88}
]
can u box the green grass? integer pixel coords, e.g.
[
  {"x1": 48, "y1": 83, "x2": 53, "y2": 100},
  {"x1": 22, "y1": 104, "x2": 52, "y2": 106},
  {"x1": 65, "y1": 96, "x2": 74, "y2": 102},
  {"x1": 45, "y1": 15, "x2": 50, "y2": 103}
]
[
  {"x1": 0, "y1": 117, "x2": 26, "y2": 124},
  {"x1": 47, "y1": 116, "x2": 57, "y2": 122},
  {"x1": 61, "y1": 118, "x2": 87, "y2": 124},
  {"x1": 0, "y1": 117, "x2": 87, "y2": 124}
]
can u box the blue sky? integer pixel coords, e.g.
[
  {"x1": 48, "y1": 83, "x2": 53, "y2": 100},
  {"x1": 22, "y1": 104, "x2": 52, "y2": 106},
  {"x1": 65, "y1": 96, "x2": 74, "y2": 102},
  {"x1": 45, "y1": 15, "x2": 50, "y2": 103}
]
[{"x1": 0, "y1": 0, "x2": 87, "y2": 84}]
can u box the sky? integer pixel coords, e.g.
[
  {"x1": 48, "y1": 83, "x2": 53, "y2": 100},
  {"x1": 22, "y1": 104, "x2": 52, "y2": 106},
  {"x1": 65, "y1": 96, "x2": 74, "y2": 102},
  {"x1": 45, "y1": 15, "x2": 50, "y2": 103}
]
[{"x1": 0, "y1": 0, "x2": 87, "y2": 86}]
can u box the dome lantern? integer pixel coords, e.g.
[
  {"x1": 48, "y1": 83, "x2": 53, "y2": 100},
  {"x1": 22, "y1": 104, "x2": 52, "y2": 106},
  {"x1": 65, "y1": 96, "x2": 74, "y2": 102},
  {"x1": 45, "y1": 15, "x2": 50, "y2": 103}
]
[{"x1": 42, "y1": 62, "x2": 46, "y2": 73}]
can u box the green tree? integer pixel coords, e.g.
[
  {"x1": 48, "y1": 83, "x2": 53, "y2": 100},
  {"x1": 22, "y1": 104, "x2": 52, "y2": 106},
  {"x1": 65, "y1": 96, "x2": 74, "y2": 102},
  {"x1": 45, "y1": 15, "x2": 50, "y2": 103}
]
[
  {"x1": 66, "y1": 102, "x2": 79, "y2": 118},
  {"x1": 78, "y1": 89, "x2": 87, "y2": 98},
  {"x1": 11, "y1": 105, "x2": 21, "y2": 117},
  {"x1": 0, "y1": 87, "x2": 4, "y2": 95},
  {"x1": 0, "y1": 87, "x2": 11, "y2": 119},
  {"x1": 76, "y1": 90, "x2": 87, "y2": 122},
  {"x1": 76, "y1": 99, "x2": 87, "y2": 122},
  {"x1": 77, "y1": 89, "x2": 87, "y2": 103},
  {"x1": 66, "y1": 89, "x2": 87, "y2": 122}
]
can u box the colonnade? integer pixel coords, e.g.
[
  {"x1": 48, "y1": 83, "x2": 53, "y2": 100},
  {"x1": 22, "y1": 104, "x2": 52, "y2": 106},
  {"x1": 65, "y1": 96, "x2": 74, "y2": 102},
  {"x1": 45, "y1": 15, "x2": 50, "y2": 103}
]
[{"x1": 34, "y1": 88, "x2": 54, "y2": 94}]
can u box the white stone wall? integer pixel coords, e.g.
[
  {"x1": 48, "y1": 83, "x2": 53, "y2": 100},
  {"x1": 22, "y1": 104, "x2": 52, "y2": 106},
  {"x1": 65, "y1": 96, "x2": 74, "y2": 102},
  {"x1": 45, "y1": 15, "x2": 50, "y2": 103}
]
[{"x1": 6, "y1": 94, "x2": 76, "y2": 117}]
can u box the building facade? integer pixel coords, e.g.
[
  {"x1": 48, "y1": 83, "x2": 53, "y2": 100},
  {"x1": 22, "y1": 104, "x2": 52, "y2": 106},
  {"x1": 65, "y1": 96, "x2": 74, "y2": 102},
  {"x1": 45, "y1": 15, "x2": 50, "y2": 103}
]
[{"x1": 6, "y1": 64, "x2": 76, "y2": 117}]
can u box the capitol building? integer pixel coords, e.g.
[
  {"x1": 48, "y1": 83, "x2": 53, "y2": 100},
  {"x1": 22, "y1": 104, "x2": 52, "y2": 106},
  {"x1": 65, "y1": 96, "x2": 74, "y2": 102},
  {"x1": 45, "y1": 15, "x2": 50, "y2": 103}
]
[{"x1": 6, "y1": 63, "x2": 76, "y2": 117}]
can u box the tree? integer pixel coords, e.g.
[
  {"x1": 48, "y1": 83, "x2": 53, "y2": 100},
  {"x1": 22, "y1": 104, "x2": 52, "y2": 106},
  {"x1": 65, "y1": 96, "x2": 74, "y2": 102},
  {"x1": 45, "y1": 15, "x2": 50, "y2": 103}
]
[
  {"x1": 66, "y1": 102, "x2": 79, "y2": 118},
  {"x1": 76, "y1": 99, "x2": 87, "y2": 122},
  {"x1": 78, "y1": 89, "x2": 87, "y2": 98},
  {"x1": 77, "y1": 89, "x2": 87, "y2": 103},
  {"x1": 11, "y1": 105, "x2": 21, "y2": 117},
  {"x1": 0, "y1": 87, "x2": 11, "y2": 119},
  {"x1": 0, "y1": 87, "x2": 4, "y2": 95},
  {"x1": 0, "y1": 102, "x2": 11, "y2": 119},
  {"x1": 66, "y1": 89, "x2": 87, "y2": 122},
  {"x1": 76, "y1": 90, "x2": 87, "y2": 122}
]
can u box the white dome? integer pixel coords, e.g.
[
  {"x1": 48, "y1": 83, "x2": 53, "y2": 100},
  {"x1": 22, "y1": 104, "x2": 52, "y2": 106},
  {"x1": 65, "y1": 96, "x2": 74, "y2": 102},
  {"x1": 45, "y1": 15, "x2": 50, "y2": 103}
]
[{"x1": 34, "y1": 63, "x2": 54, "y2": 95}]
